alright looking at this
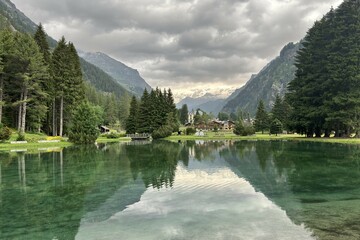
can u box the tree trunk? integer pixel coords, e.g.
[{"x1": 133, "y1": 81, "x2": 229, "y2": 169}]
[
  {"x1": 52, "y1": 99, "x2": 57, "y2": 136},
  {"x1": 20, "y1": 88, "x2": 28, "y2": 134},
  {"x1": 59, "y1": 96, "x2": 63, "y2": 137},
  {"x1": 18, "y1": 91, "x2": 23, "y2": 132},
  {"x1": 0, "y1": 78, "x2": 3, "y2": 124},
  {"x1": 38, "y1": 117, "x2": 41, "y2": 133}
]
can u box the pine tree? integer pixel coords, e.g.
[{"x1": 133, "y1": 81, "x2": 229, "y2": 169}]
[
  {"x1": 0, "y1": 30, "x2": 14, "y2": 124},
  {"x1": 34, "y1": 23, "x2": 52, "y2": 133},
  {"x1": 68, "y1": 101, "x2": 102, "y2": 144},
  {"x1": 270, "y1": 119, "x2": 283, "y2": 136},
  {"x1": 51, "y1": 38, "x2": 84, "y2": 136},
  {"x1": 51, "y1": 37, "x2": 69, "y2": 136},
  {"x1": 137, "y1": 89, "x2": 151, "y2": 133},
  {"x1": 34, "y1": 23, "x2": 51, "y2": 63},
  {"x1": 254, "y1": 100, "x2": 269, "y2": 133},
  {"x1": 10, "y1": 33, "x2": 49, "y2": 134},
  {"x1": 126, "y1": 96, "x2": 139, "y2": 134},
  {"x1": 179, "y1": 104, "x2": 188, "y2": 124},
  {"x1": 287, "y1": 1, "x2": 360, "y2": 138}
]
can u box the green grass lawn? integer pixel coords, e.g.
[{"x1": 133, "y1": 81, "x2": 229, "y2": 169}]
[
  {"x1": 166, "y1": 131, "x2": 360, "y2": 145},
  {"x1": 1, "y1": 130, "x2": 360, "y2": 152}
]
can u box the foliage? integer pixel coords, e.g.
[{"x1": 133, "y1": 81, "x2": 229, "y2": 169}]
[
  {"x1": 271, "y1": 95, "x2": 291, "y2": 131},
  {"x1": 16, "y1": 132, "x2": 26, "y2": 141},
  {"x1": 234, "y1": 121, "x2": 255, "y2": 136},
  {"x1": 218, "y1": 112, "x2": 230, "y2": 121},
  {"x1": 80, "y1": 58, "x2": 129, "y2": 98},
  {"x1": 179, "y1": 104, "x2": 188, "y2": 124},
  {"x1": 68, "y1": 102, "x2": 102, "y2": 144},
  {"x1": 254, "y1": 100, "x2": 269, "y2": 133},
  {"x1": 270, "y1": 119, "x2": 283, "y2": 136},
  {"x1": 186, "y1": 127, "x2": 196, "y2": 135},
  {"x1": 287, "y1": 2, "x2": 360, "y2": 138},
  {"x1": 152, "y1": 125, "x2": 173, "y2": 140},
  {"x1": 0, "y1": 125, "x2": 11, "y2": 141},
  {"x1": 127, "y1": 88, "x2": 178, "y2": 135},
  {"x1": 125, "y1": 96, "x2": 139, "y2": 134},
  {"x1": 105, "y1": 132, "x2": 121, "y2": 139}
]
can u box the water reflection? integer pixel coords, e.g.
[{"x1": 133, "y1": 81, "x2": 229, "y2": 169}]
[{"x1": 0, "y1": 141, "x2": 359, "y2": 239}]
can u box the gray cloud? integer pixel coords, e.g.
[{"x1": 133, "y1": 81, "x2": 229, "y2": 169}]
[{"x1": 12, "y1": 0, "x2": 342, "y2": 98}]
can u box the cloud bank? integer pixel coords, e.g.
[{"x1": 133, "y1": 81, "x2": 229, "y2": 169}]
[{"x1": 12, "y1": 0, "x2": 342, "y2": 98}]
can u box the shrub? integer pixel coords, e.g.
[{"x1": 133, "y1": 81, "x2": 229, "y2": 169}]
[
  {"x1": 16, "y1": 132, "x2": 26, "y2": 141},
  {"x1": 106, "y1": 132, "x2": 121, "y2": 139},
  {"x1": 68, "y1": 102, "x2": 102, "y2": 144},
  {"x1": 185, "y1": 127, "x2": 196, "y2": 135},
  {"x1": 46, "y1": 136, "x2": 63, "y2": 141},
  {"x1": 0, "y1": 127, "x2": 11, "y2": 141},
  {"x1": 152, "y1": 125, "x2": 173, "y2": 139},
  {"x1": 270, "y1": 119, "x2": 283, "y2": 136},
  {"x1": 234, "y1": 121, "x2": 255, "y2": 136}
]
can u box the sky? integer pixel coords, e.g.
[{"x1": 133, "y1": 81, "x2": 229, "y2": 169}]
[{"x1": 12, "y1": 0, "x2": 342, "y2": 100}]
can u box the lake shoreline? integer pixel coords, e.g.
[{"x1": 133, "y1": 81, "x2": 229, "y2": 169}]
[{"x1": 1, "y1": 134, "x2": 359, "y2": 152}]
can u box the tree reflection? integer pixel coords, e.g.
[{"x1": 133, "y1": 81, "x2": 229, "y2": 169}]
[{"x1": 126, "y1": 141, "x2": 181, "y2": 189}]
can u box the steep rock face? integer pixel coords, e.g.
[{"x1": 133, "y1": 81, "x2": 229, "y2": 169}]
[
  {"x1": 222, "y1": 42, "x2": 300, "y2": 115},
  {"x1": 79, "y1": 51, "x2": 152, "y2": 96}
]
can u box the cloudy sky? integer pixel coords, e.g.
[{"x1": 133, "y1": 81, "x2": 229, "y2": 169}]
[{"x1": 12, "y1": 0, "x2": 342, "y2": 99}]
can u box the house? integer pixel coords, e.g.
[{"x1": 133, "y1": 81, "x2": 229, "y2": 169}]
[
  {"x1": 188, "y1": 111, "x2": 195, "y2": 125},
  {"x1": 187, "y1": 109, "x2": 205, "y2": 125},
  {"x1": 100, "y1": 126, "x2": 110, "y2": 133},
  {"x1": 208, "y1": 120, "x2": 236, "y2": 130}
]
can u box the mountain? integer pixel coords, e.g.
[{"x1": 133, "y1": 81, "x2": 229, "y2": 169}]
[
  {"x1": 80, "y1": 58, "x2": 128, "y2": 98},
  {"x1": 0, "y1": 0, "x2": 57, "y2": 47},
  {"x1": 79, "y1": 51, "x2": 152, "y2": 96},
  {"x1": 222, "y1": 42, "x2": 300, "y2": 115},
  {"x1": 0, "y1": 0, "x2": 131, "y2": 98},
  {"x1": 176, "y1": 93, "x2": 226, "y2": 115}
]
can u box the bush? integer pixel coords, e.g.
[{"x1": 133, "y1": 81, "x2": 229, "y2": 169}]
[
  {"x1": 185, "y1": 127, "x2": 196, "y2": 135},
  {"x1": 16, "y1": 132, "x2": 26, "y2": 141},
  {"x1": 233, "y1": 121, "x2": 255, "y2": 136},
  {"x1": 0, "y1": 127, "x2": 11, "y2": 141},
  {"x1": 68, "y1": 102, "x2": 102, "y2": 144},
  {"x1": 270, "y1": 119, "x2": 283, "y2": 136},
  {"x1": 152, "y1": 125, "x2": 173, "y2": 139},
  {"x1": 106, "y1": 132, "x2": 121, "y2": 139},
  {"x1": 46, "y1": 136, "x2": 63, "y2": 141}
]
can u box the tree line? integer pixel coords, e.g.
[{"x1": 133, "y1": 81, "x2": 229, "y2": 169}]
[
  {"x1": 125, "y1": 88, "x2": 179, "y2": 139},
  {"x1": 0, "y1": 24, "x2": 130, "y2": 142},
  {"x1": 251, "y1": 1, "x2": 360, "y2": 138},
  {"x1": 287, "y1": 0, "x2": 360, "y2": 138},
  {"x1": 0, "y1": 24, "x2": 85, "y2": 137}
]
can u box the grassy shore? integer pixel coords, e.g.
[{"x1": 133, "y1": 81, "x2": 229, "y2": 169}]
[
  {"x1": 165, "y1": 131, "x2": 360, "y2": 145},
  {"x1": 1, "y1": 131, "x2": 360, "y2": 152},
  {"x1": 0, "y1": 132, "x2": 132, "y2": 152}
]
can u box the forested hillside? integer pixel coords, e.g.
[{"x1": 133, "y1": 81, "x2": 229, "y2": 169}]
[
  {"x1": 222, "y1": 42, "x2": 300, "y2": 115},
  {"x1": 79, "y1": 51, "x2": 152, "y2": 97}
]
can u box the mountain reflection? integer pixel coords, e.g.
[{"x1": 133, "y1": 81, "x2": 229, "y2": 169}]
[{"x1": 0, "y1": 141, "x2": 359, "y2": 239}]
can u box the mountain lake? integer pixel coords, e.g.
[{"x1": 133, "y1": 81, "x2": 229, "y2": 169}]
[{"x1": 0, "y1": 140, "x2": 359, "y2": 240}]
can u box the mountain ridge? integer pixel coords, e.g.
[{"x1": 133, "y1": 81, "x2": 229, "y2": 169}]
[
  {"x1": 222, "y1": 42, "x2": 300, "y2": 115},
  {"x1": 79, "y1": 51, "x2": 152, "y2": 97}
]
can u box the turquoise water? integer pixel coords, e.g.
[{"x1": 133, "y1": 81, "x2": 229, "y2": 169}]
[{"x1": 0, "y1": 141, "x2": 359, "y2": 239}]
